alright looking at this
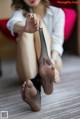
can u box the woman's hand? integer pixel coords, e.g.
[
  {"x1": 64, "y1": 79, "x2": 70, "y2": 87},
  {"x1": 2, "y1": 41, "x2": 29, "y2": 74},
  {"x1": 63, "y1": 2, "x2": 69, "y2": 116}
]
[{"x1": 24, "y1": 13, "x2": 42, "y2": 33}]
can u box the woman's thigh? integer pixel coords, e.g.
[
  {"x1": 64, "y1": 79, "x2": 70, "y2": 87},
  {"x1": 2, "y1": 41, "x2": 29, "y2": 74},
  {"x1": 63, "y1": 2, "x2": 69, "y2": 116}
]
[{"x1": 16, "y1": 33, "x2": 38, "y2": 81}]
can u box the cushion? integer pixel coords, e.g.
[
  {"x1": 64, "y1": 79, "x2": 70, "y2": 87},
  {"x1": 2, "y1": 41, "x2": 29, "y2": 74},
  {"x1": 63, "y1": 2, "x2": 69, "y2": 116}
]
[
  {"x1": 0, "y1": 19, "x2": 17, "y2": 42},
  {"x1": 62, "y1": 8, "x2": 77, "y2": 41}
]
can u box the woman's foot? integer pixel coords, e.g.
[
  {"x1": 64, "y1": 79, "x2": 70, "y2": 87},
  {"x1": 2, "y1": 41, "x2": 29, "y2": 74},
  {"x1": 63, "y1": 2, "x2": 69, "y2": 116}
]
[
  {"x1": 21, "y1": 80, "x2": 41, "y2": 111},
  {"x1": 39, "y1": 57, "x2": 55, "y2": 95}
]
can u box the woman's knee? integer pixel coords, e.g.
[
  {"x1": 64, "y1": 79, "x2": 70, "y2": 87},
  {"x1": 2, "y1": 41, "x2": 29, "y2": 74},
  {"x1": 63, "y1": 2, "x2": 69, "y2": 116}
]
[{"x1": 17, "y1": 32, "x2": 34, "y2": 43}]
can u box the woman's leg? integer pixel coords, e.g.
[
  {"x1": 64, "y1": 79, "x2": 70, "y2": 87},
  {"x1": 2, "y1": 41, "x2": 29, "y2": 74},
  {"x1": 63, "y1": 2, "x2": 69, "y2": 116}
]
[
  {"x1": 34, "y1": 22, "x2": 62, "y2": 94},
  {"x1": 34, "y1": 22, "x2": 51, "y2": 60},
  {"x1": 16, "y1": 33, "x2": 38, "y2": 81},
  {"x1": 16, "y1": 32, "x2": 41, "y2": 111}
]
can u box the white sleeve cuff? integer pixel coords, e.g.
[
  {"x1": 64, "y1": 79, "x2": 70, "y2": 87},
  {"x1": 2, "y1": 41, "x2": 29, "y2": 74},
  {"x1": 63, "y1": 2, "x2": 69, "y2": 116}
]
[
  {"x1": 7, "y1": 19, "x2": 19, "y2": 36},
  {"x1": 51, "y1": 44, "x2": 63, "y2": 56}
]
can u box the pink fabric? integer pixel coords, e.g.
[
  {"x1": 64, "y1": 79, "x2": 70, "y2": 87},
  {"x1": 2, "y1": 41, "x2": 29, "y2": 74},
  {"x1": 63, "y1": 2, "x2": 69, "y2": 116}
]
[{"x1": 63, "y1": 8, "x2": 77, "y2": 41}]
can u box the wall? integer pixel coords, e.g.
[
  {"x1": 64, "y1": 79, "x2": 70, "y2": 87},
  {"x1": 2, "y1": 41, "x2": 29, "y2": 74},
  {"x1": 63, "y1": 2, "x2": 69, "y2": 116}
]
[
  {"x1": 0, "y1": 0, "x2": 12, "y2": 19},
  {"x1": 0, "y1": 0, "x2": 16, "y2": 59}
]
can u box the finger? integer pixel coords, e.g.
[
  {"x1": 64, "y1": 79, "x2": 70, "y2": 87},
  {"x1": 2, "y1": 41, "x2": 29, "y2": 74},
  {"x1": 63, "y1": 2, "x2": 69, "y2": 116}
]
[
  {"x1": 49, "y1": 64, "x2": 55, "y2": 70},
  {"x1": 32, "y1": 13, "x2": 37, "y2": 24},
  {"x1": 27, "y1": 13, "x2": 33, "y2": 19},
  {"x1": 39, "y1": 20, "x2": 43, "y2": 28},
  {"x1": 36, "y1": 19, "x2": 40, "y2": 30},
  {"x1": 54, "y1": 77, "x2": 60, "y2": 83},
  {"x1": 32, "y1": 14, "x2": 41, "y2": 30},
  {"x1": 32, "y1": 18, "x2": 40, "y2": 30}
]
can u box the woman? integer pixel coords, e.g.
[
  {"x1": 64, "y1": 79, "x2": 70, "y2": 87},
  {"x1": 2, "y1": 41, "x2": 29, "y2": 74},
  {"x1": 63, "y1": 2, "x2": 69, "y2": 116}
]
[{"x1": 7, "y1": 0, "x2": 65, "y2": 111}]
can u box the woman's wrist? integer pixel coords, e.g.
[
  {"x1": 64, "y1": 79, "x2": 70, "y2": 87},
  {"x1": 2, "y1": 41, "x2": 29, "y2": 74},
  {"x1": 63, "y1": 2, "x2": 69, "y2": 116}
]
[
  {"x1": 14, "y1": 23, "x2": 26, "y2": 35},
  {"x1": 51, "y1": 57, "x2": 56, "y2": 67},
  {"x1": 51, "y1": 50, "x2": 60, "y2": 65}
]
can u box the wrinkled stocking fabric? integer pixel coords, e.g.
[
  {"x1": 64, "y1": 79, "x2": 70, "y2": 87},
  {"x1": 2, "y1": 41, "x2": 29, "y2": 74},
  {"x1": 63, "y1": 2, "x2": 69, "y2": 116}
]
[{"x1": 39, "y1": 28, "x2": 49, "y2": 59}]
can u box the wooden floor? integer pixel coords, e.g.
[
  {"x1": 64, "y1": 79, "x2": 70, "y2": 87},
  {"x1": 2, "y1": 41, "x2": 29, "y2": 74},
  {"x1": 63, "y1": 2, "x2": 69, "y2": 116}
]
[{"x1": 0, "y1": 55, "x2": 80, "y2": 119}]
